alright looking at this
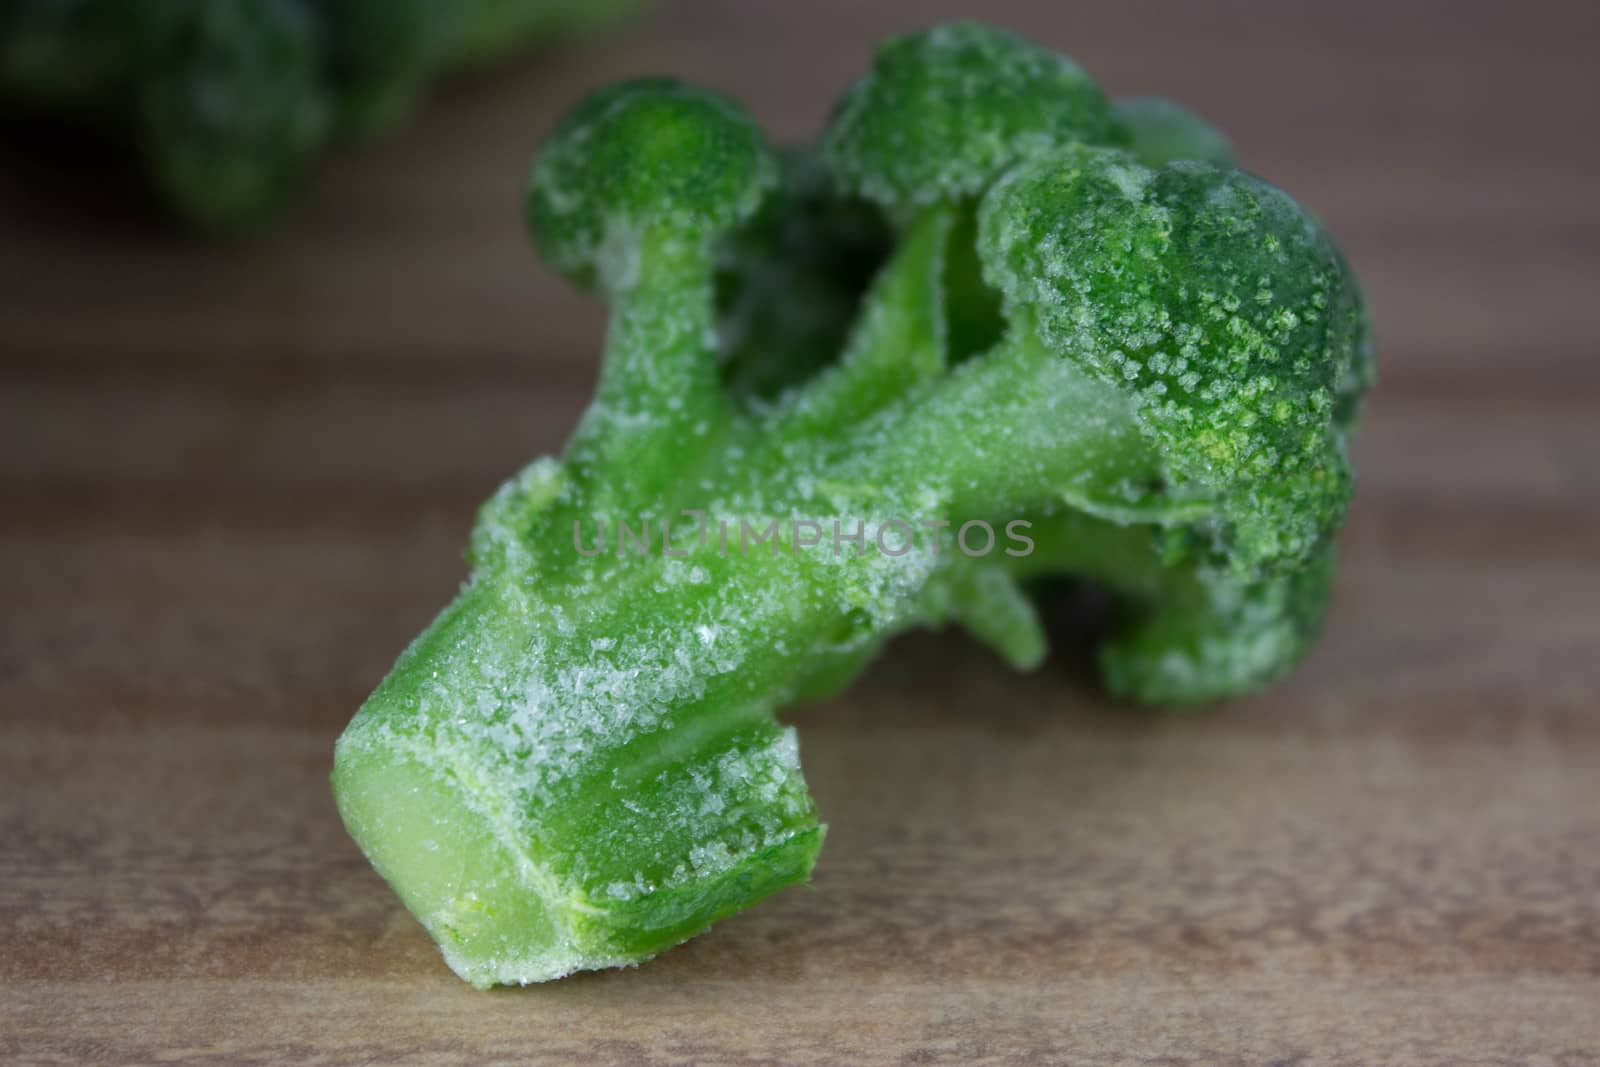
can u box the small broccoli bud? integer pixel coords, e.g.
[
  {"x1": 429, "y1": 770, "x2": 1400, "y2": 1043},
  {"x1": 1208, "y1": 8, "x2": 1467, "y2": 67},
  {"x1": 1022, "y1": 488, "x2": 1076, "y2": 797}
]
[
  {"x1": 1100, "y1": 539, "x2": 1337, "y2": 704},
  {"x1": 527, "y1": 78, "x2": 779, "y2": 502},
  {"x1": 979, "y1": 143, "x2": 1364, "y2": 573},
  {"x1": 820, "y1": 22, "x2": 1122, "y2": 215},
  {"x1": 1000, "y1": 508, "x2": 1336, "y2": 704},
  {"x1": 528, "y1": 77, "x2": 777, "y2": 289},
  {"x1": 1112, "y1": 97, "x2": 1235, "y2": 168}
]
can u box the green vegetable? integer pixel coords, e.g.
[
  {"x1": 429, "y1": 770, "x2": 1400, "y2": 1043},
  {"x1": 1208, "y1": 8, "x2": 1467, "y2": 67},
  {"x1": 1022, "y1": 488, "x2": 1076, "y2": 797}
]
[
  {"x1": 0, "y1": 0, "x2": 640, "y2": 231},
  {"x1": 333, "y1": 21, "x2": 1373, "y2": 986}
]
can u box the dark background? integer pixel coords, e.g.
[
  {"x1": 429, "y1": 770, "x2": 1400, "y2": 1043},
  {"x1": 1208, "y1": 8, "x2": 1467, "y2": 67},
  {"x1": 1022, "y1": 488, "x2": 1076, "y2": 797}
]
[{"x1": 3, "y1": 1, "x2": 1598, "y2": 1062}]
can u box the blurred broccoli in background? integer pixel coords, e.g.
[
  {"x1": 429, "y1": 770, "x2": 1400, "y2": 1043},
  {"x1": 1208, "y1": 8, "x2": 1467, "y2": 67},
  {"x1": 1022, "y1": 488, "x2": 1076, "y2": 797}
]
[{"x1": 0, "y1": 0, "x2": 641, "y2": 231}]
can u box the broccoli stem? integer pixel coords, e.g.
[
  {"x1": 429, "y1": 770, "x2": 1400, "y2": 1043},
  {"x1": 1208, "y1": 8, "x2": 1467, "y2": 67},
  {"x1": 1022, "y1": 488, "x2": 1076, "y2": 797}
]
[
  {"x1": 847, "y1": 325, "x2": 1162, "y2": 518},
  {"x1": 345, "y1": 363, "x2": 1034, "y2": 985},
  {"x1": 565, "y1": 232, "x2": 729, "y2": 507},
  {"x1": 929, "y1": 561, "x2": 1049, "y2": 670},
  {"x1": 335, "y1": 519, "x2": 856, "y2": 985},
  {"x1": 772, "y1": 205, "x2": 949, "y2": 438}
]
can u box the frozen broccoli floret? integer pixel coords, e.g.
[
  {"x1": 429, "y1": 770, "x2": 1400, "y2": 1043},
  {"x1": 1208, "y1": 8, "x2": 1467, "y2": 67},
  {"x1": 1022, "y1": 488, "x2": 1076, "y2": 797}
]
[{"x1": 333, "y1": 22, "x2": 1373, "y2": 986}]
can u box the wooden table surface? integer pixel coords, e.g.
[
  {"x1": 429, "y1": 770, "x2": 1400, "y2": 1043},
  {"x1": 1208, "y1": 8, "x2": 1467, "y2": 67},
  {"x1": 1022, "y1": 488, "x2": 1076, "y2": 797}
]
[{"x1": 3, "y1": 1, "x2": 1598, "y2": 1063}]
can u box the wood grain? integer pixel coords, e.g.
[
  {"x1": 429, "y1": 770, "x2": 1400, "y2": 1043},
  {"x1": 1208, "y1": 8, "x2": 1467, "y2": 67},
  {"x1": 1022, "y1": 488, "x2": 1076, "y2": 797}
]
[{"x1": 3, "y1": 0, "x2": 1599, "y2": 1063}]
